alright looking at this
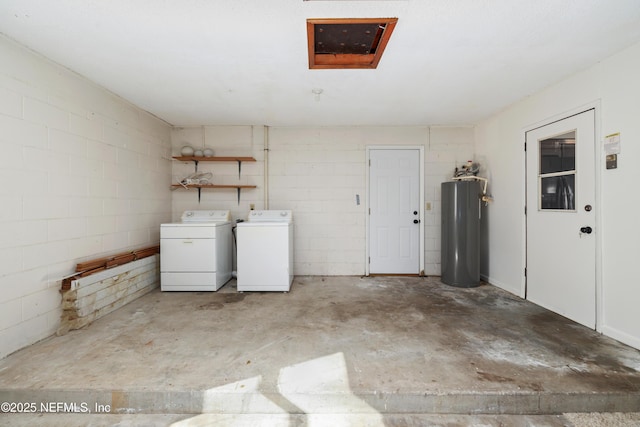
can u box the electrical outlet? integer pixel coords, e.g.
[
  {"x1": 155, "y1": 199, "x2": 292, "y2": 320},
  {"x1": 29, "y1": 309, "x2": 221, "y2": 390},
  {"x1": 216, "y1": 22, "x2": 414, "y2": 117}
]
[
  {"x1": 426, "y1": 202, "x2": 432, "y2": 211},
  {"x1": 250, "y1": 204, "x2": 255, "y2": 210}
]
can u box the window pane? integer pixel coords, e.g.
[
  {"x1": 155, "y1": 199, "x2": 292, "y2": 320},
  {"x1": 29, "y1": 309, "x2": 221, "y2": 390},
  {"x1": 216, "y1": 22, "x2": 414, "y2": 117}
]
[
  {"x1": 540, "y1": 133, "x2": 575, "y2": 174},
  {"x1": 541, "y1": 175, "x2": 575, "y2": 210}
]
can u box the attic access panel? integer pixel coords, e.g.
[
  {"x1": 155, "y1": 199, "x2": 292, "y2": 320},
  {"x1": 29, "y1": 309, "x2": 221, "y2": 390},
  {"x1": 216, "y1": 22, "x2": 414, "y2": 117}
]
[{"x1": 307, "y1": 18, "x2": 398, "y2": 69}]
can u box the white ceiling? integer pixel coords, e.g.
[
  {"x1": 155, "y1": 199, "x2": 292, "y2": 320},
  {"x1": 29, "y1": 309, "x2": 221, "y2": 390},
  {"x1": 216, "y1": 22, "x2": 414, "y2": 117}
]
[{"x1": 1, "y1": 0, "x2": 639, "y2": 127}]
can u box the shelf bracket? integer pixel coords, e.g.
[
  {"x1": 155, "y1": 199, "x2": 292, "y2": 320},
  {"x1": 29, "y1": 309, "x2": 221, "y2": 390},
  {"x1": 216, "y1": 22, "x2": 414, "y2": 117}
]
[
  {"x1": 198, "y1": 187, "x2": 202, "y2": 203},
  {"x1": 237, "y1": 160, "x2": 242, "y2": 179},
  {"x1": 237, "y1": 187, "x2": 241, "y2": 205},
  {"x1": 194, "y1": 160, "x2": 199, "y2": 172}
]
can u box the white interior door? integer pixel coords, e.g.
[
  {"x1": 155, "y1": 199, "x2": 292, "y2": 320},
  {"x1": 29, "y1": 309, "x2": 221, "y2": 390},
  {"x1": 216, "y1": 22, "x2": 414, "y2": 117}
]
[
  {"x1": 526, "y1": 109, "x2": 596, "y2": 328},
  {"x1": 369, "y1": 148, "x2": 421, "y2": 274}
]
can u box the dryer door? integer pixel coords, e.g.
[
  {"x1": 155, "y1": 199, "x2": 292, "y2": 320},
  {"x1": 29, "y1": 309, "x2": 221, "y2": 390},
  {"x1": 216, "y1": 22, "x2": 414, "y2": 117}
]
[{"x1": 161, "y1": 237, "x2": 217, "y2": 272}]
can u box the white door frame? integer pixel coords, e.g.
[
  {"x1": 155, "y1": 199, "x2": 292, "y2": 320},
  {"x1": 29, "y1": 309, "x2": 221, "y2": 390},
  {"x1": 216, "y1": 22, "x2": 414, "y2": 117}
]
[
  {"x1": 522, "y1": 101, "x2": 602, "y2": 331},
  {"x1": 365, "y1": 145, "x2": 425, "y2": 276}
]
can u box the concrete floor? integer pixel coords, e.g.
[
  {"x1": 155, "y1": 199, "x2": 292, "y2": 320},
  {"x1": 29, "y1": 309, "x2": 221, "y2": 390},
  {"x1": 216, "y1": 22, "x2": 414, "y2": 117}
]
[{"x1": 1, "y1": 276, "x2": 640, "y2": 426}]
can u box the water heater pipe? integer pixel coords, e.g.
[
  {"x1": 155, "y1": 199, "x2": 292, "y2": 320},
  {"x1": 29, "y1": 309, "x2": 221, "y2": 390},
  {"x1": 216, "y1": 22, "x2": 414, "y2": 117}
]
[{"x1": 452, "y1": 175, "x2": 492, "y2": 204}]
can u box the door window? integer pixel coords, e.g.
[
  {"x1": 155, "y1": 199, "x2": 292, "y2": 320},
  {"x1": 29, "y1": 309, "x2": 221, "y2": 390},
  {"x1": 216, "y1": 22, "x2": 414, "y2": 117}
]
[{"x1": 539, "y1": 131, "x2": 576, "y2": 211}]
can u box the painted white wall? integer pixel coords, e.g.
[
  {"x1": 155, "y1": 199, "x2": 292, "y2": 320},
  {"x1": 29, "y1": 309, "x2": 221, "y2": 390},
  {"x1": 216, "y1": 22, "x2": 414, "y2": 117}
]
[
  {"x1": 171, "y1": 125, "x2": 474, "y2": 276},
  {"x1": 0, "y1": 35, "x2": 172, "y2": 358},
  {"x1": 475, "y1": 41, "x2": 640, "y2": 349},
  {"x1": 171, "y1": 126, "x2": 264, "y2": 221}
]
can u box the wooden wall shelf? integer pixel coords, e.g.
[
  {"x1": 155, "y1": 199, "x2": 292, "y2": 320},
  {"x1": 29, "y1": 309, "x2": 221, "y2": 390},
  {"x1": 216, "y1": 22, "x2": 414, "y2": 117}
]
[
  {"x1": 173, "y1": 156, "x2": 256, "y2": 163},
  {"x1": 172, "y1": 156, "x2": 257, "y2": 203},
  {"x1": 171, "y1": 184, "x2": 257, "y2": 189}
]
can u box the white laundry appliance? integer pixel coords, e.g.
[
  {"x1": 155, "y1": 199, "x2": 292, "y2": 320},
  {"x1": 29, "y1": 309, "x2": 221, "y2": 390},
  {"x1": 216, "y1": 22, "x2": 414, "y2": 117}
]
[
  {"x1": 160, "y1": 210, "x2": 232, "y2": 291},
  {"x1": 236, "y1": 210, "x2": 294, "y2": 292}
]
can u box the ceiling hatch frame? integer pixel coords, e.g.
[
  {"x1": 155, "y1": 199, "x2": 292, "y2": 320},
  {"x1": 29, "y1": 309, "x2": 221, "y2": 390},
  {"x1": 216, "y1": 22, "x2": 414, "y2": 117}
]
[{"x1": 307, "y1": 17, "x2": 398, "y2": 69}]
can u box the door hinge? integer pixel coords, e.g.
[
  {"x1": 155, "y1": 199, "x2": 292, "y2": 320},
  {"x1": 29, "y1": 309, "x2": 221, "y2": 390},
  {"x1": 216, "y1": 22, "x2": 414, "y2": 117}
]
[
  {"x1": 368, "y1": 257, "x2": 370, "y2": 264},
  {"x1": 524, "y1": 268, "x2": 527, "y2": 277},
  {"x1": 524, "y1": 141, "x2": 527, "y2": 151},
  {"x1": 524, "y1": 205, "x2": 527, "y2": 215}
]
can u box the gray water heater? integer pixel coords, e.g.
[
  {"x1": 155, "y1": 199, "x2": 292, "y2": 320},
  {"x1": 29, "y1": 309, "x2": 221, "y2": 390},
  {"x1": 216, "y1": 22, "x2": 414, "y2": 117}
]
[{"x1": 441, "y1": 180, "x2": 480, "y2": 288}]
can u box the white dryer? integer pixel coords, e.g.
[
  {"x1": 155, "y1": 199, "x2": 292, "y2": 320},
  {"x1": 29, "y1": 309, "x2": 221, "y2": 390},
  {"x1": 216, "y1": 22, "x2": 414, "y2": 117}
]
[
  {"x1": 160, "y1": 210, "x2": 232, "y2": 291},
  {"x1": 236, "y1": 210, "x2": 293, "y2": 292}
]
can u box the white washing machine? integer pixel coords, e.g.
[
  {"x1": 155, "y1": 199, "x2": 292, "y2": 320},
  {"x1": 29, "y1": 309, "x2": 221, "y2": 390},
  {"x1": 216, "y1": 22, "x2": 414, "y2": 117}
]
[
  {"x1": 160, "y1": 210, "x2": 232, "y2": 291},
  {"x1": 236, "y1": 210, "x2": 294, "y2": 292}
]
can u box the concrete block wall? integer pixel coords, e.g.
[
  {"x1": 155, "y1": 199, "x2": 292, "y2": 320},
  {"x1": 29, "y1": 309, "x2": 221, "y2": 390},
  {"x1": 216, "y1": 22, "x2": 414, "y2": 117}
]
[
  {"x1": 269, "y1": 126, "x2": 475, "y2": 276},
  {"x1": 0, "y1": 35, "x2": 172, "y2": 358},
  {"x1": 172, "y1": 125, "x2": 475, "y2": 276},
  {"x1": 425, "y1": 126, "x2": 476, "y2": 274},
  {"x1": 268, "y1": 127, "x2": 370, "y2": 276},
  {"x1": 171, "y1": 126, "x2": 264, "y2": 222}
]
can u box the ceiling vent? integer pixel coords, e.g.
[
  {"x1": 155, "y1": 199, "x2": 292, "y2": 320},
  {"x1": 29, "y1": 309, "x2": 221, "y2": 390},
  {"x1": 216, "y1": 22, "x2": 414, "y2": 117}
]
[{"x1": 307, "y1": 18, "x2": 398, "y2": 69}]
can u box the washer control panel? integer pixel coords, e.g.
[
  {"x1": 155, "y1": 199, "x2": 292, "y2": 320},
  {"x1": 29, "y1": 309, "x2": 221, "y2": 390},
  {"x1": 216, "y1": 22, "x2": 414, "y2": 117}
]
[{"x1": 247, "y1": 210, "x2": 293, "y2": 223}]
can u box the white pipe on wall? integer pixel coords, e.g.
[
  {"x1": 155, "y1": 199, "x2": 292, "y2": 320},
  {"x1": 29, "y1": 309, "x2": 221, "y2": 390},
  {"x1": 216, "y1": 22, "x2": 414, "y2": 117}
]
[{"x1": 264, "y1": 125, "x2": 269, "y2": 209}]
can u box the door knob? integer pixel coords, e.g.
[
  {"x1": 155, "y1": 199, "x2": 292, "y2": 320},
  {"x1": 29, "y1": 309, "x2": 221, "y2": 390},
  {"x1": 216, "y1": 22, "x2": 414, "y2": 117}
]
[
  {"x1": 580, "y1": 226, "x2": 593, "y2": 234},
  {"x1": 413, "y1": 219, "x2": 420, "y2": 224}
]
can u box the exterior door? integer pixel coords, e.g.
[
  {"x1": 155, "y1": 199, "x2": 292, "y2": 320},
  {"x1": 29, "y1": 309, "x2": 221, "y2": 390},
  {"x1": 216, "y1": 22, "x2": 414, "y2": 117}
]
[
  {"x1": 525, "y1": 109, "x2": 596, "y2": 328},
  {"x1": 369, "y1": 148, "x2": 421, "y2": 274}
]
